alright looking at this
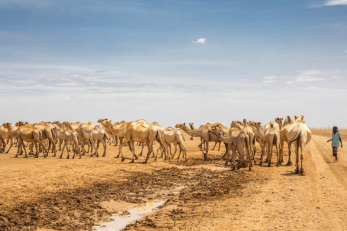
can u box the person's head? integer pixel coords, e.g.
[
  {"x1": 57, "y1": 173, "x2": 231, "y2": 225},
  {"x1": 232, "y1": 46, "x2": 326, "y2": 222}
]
[{"x1": 333, "y1": 126, "x2": 338, "y2": 133}]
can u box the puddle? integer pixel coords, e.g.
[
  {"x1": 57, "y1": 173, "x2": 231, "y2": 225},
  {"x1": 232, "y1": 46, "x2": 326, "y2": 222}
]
[{"x1": 94, "y1": 200, "x2": 166, "y2": 231}]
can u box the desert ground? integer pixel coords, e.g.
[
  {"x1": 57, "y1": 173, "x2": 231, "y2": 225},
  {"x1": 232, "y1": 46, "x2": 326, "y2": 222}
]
[{"x1": 0, "y1": 129, "x2": 346, "y2": 231}]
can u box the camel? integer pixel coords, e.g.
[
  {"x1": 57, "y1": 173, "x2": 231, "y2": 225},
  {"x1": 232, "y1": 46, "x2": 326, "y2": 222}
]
[
  {"x1": 275, "y1": 116, "x2": 296, "y2": 165},
  {"x1": 175, "y1": 122, "x2": 228, "y2": 160},
  {"x1": 210, "y1": 125, "x2": 251, "y2": 171},
  {"x1": 2, "y1": 123, "x2": 22, "y2": 154},
  {"x1": 288, "y1": 115, "x2": 311, "y2": 174},
  {"x1": 14, "y1": 123, "x2": 47, "y2": 158},
  {"x1": 64, "y1": 122, "x2": 108, "y2": 157},
  {"x1": 58, "y1": 123, "x2": 81, "y2": 159},
  {"x1": 119, "y1": 120, "x2": 165, "y2": 164},
  {"x1": 259, "y1": 121, "x2": 281, "y2": 167},
  {"x1": 189, "y1": 123, "x2": 221, "y2": 151},
  {"x1": 0, "y1": 124, "x2": 16, "y2": 153},
  {"x1": 248, "y1": 121, "x2": 265, "y2": 155},
  {"x1": 156, "y1": 127, "x2": 186, "y2": 160},
  {"x1": 33, "y1": 122, "x2": 56, "y2": 157},
  {"x1": 99, "y1": 119, "x2": 131, "y2": 158},
  {"x1": 231, "y1": 120, "x2": 255, "y2": 163}
]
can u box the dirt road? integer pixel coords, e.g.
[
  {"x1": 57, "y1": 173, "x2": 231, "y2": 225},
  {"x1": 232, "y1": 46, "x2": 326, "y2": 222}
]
[{"x1": 0, "y1": 129, "x2": 346, "y2": 230}]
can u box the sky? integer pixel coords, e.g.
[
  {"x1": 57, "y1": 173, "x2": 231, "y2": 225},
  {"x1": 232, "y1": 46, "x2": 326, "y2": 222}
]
[{"x1": 0, "y1": 0, "x2": 346, "y2": 128}]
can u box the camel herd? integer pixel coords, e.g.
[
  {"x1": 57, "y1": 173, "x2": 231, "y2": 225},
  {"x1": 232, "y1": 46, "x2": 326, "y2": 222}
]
[{"x1": 0, "y1": 115, "x2": 311, "y2": 174}]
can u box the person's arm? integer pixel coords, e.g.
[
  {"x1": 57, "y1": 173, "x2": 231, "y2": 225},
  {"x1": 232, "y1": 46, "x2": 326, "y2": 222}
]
[
  {"x1": 340, "y1": 133, "x2": 343, "y2": 148},
  {"x1": 327, "y1": 138, "x2": 332, "y2": 142}
]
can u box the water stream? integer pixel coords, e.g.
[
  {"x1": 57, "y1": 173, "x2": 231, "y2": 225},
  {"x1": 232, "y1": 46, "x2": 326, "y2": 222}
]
[{"x1": 94, "y1": 200, "x2": 166, "y2": 231}]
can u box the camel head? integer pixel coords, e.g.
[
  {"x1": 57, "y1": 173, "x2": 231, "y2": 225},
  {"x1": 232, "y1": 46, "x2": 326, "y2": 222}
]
[
  {"x1": 97, "y1": 118, "x2": 108, "y2": 123},
  {"x1": 3, "y1": 123, "x2": 11, "y2": 128},
  {"x1": 16, "y1": 121, "x2": 24, "y2": 126},
  {"x1": 275, "y1": 117, "x2": 283, "y2": 126},
  {"x1": 294, "y1": 115, "x2": 305, "y2": 123},
  {"x1": 175, "y1": 123, "x2": 186, "y2": 129},
  {"x1": 101, "y1": 120, "x2": 112, "y2": 127},
  {"x1": 231, "y1": 121, "x2": 241, "y2": 128}
]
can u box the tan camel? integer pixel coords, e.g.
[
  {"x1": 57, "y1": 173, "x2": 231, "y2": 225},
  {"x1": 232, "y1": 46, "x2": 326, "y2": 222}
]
[
  {"x1": 276, "y1": 116, "x2": 295, "y2": 165},
  {"x1": 189, "y1": 123, "x2": 221, "y2": 151},
  {"x1": 248, "y1": 121, "x2": 265, "y2": 155},
  {"x1": 119, "y1": 120, "x2": 165, "y2": 164},
  {"x1": 288, "y1": 115, "x2": 311, "y2": 174},
  {"x1": 259, "y1": 121, "x2": 281, "y2": 167},
  {"x1": 2, "y1": 123, "x2": 22, "y2": 154},
  {"x1": 58, "y1": 122, "x2": 81, "y2": 159},
  {"x1": 175, "y1": 122, "x2": 227, "y2": 160},
  {"x1": 231, "y1": 120, "x2": 255, "y2": 163},
  {"x1": 33, "y1": 122, "x2": 56, "y2": 157},
  {"x1": 15, "y1": 123, "x2": 46, "y2": 158},
  {"x1": 210, "y1": 125, "x2": 251, "y2": 171},
  {"x1": 156, "y1": 127, "x2": 186, "y2": 160},
  {"x1": 99, "y1": 119, "x2": 131, "y2": 158},
  {"x1": 0, "y1": 124, "x2": 20, "y2": 153}
]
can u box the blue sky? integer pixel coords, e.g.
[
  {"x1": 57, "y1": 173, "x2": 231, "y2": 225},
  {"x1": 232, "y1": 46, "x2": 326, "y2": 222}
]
[{"x1": 0, "y1": 0, "x2": 346, "y2": 128}]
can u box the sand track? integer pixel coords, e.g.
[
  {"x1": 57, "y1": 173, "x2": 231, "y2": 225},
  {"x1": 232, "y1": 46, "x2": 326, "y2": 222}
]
[{"x1": 0, "y1": 130, "x2": 346, "y2": 230}]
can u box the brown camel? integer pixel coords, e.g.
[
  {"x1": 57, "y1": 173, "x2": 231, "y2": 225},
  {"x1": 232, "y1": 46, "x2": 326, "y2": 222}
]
[
  {"x1": 259, "y1": 121, "x2": 281, "y2": 167},
  {"x1": 175, "y1": 122, "x2": 228, "y2": 160},
  {"x1": 210, "y1": 125, "x2": 251, "y2": 171},
  {"x1": 15, "y1": 123, "x2": 46, "y2": 158},
  {"x1": 119, "y1": 120, "x2": 165, "y2": 164}
]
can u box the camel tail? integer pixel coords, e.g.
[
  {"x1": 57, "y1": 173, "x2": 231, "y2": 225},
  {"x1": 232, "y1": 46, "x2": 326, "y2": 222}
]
[
  {"x1": 289, "y1": 131, "x2": 301, "y2": 144},
  {"x1": 273, "y1": 133, "x2": 277, "y2": 146},
  {"x1": 104, "y1": 133, "x2": 109, "y2": 142},
  {"x1": 156, "y1": 131, "x2": 165, "y2": 149},
  {"x1": 244, "y1": 134, "x2": 249, "y2": 148}
]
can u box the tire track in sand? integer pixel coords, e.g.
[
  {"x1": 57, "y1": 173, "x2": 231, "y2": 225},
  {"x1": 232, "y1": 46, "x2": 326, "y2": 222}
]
[{"x1": 212, "y1": 134, "x2": 347, "y2": 231}]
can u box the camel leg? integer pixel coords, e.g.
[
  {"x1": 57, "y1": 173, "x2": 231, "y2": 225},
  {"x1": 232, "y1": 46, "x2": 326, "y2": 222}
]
[
  {"x1": 204, "y1": 142, "x2": 209, "y2": 160},
  {"x1": 139, "y1": 143, "x2": 144, "y2": 156},
  {"x1": 300, "y1": 143, "x2": 305, "y2": 175},
  {"x1": 5, "y1": 138, "x2": 13, "y2": 153},
  {"x1": 294, "y1": 143, "x2": 299, "y2": 174},
  {"x1": 268, "y1": 142, "x2": 273, "y2": 167},
  {"x1": 212, "y1": 142, "x2": 217, "y2": 151},
  {"x1": 102, "y1": 140, "x2": 107, "y2": 157},
  {"x1": 286, "y1": 142, "x2": 293, "y2": 165},
  {"x1": 129, "y1": 140, "x2": 136, "y2": 163},
  {"x1": 118, "y1": 139, "x2": 126, "y2": 162},
  {"x1": 172, "y1": 144, "x2": 177, "y2": 159},
  {"x1": 60, "y1": 141, "x2": 66, "y2": 159},
  {"x1": 276, "y1": 144, "x2": 280, "y2": 167},
  {"x1": 144, "y1": 141, "x2": 154, "y2": 164}
]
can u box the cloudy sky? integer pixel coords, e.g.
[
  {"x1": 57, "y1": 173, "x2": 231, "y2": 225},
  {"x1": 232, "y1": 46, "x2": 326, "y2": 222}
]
[{"x1": 0, "y1": 0, "x2": 346, "y2": 128}]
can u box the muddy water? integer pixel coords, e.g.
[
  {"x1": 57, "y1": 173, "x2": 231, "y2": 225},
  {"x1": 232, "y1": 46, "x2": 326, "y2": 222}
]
[{"x1": 94, "y1": 200, "x2": 166, "y2": 231}]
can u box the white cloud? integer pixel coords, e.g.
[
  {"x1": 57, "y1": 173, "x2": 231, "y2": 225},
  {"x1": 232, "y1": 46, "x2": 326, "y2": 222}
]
[
  {"x1": 310, "y1": 0, "x2": 347, "y2": 7},
  {"x1": 193, "y1": 38, "x2": 206, "y2": 44},
  {"x1": 286, "y1": 81, "x2": 293, "y2": 84},
  {"x1": 325, "y1": 0, "x2": 347, "y2": 6},
  {"x1": 294, "y1": 70, "x2": 326, "y2": 82},
  {"x1": 263, "y1": 76, "x2": 277, "y2": 80}
]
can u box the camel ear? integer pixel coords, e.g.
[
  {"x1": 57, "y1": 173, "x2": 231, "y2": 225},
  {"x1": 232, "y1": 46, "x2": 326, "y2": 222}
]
[
  {"x1": 295, "y1": 115, "x2": 299, "y2": 120},
  {"x1": 183, "y1": 123, "x2": 185, "y2": 125}
]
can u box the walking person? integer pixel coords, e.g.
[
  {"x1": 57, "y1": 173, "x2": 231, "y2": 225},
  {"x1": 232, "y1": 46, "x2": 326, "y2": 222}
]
[{"x1": 327, "y1": 126, "x2": 343, "y2": 162}]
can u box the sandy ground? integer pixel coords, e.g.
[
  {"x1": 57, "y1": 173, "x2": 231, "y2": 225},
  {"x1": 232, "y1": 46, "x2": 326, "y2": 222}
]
[{"x1": 0, "y1": 129, "x2": 346, "y2": 230}]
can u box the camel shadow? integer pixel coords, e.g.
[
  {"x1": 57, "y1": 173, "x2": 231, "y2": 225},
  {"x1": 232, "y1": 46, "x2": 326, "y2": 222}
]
[{"x1": 281, "y1": 171, "x2": 299, "y2": 176}]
